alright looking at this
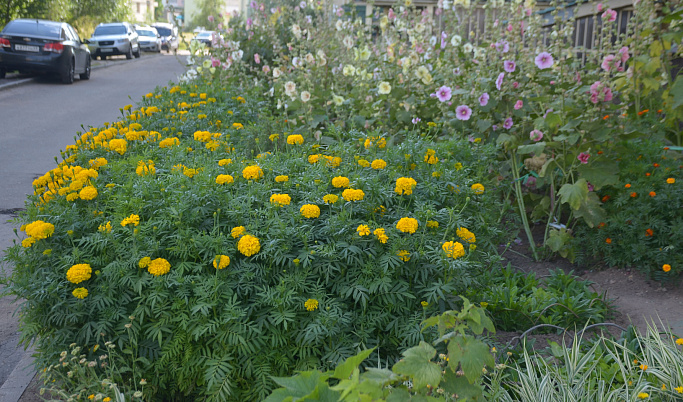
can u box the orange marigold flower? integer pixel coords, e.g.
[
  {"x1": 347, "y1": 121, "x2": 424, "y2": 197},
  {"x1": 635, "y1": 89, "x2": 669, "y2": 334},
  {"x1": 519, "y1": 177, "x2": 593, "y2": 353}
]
[
  {"x1": 663, "y1": 264, "x2": 672, "y2": 272},
  {"x1": 658, "y1": 109, "x2": 663, "y2": 113},
  {"x1": 606, "y1": 238, "x2": 612, "y2": 244},
  {"x1": 603, "y1": 115, "x2": 609, "y2": 120},
  {"x1": 654, "y1": 163, "x2": 660, "y2": 168},
  {"x1": 637, "y1": 109, "x2": 649, "y2": 116},
  {"x1": 630, "y1": 192, "x2": 638, "y2": 198},
  {"x1": 598, "y1": 222, "x2": 606, "y2": 229},
  {"x1": 649, "y1": 191, "x2": 656, "y2": 197},
  {"x1": 597, "y1": 151, "x2": 603, "y2": 155},
  {"x1": 601, "y1": 195, "x2": 610, "y2": 203},
  {"x1": 624, "y1": 184, "x2": 631, "y2": 188},
  {"x1": 667, "y1": 178, "x2": 675, "y2": 184},
  {"x1": 645, "y1": 172, "x2": 651, "y2": 177},
  {"x1": 646, "y1": 228, "x2": 654, "y2": 237}
]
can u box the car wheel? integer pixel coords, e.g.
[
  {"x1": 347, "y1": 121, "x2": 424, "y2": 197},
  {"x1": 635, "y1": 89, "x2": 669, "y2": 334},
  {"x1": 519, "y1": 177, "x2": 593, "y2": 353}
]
[
  {"x1": 90, "y1": 54, "x2": 97, "y2": 60},
  {"x1": 100, "y1": 55, "x2": 106, "y2": 60},
  {"x1": 126, "y1": 45, "x2": 133, "y2": 60},
  {"x1": 79, "y1": 58, "x2": 91, "y2": 80},
  {"x1": 61, "y1": 58, "x2": 74, "y2": 84},
  {"x1": 0, "y1": 68, "x2": 5, "y2": 79},
  {"x1": 134, "y1": 46, "x2": 140, "y2": 58}
]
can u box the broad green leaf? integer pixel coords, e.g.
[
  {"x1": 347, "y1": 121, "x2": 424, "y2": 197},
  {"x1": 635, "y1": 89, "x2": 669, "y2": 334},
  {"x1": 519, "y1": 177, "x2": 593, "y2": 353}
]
[
  {"x1": 546, "y1": 229, "x2": 571, "y2": 253},
  {"x1": 496, "y1": 133, "x2": 514, "y2": 147},
  {"x1": 271, "y1": 371, "x2": 324, "y2": 398},
  {"x1": 447, "y1": 335, "x2": 494, "y2": 383},
  {"x1": 577, "y1": 162, "x2": 618, "y2": 189},
  {"x1": 558, "y1": 179, "x2": 588, "y2": 210},
  {"x1": 573, "y1": 192, "x2": 606, "y2": 228},
  {"x1": 475, "y1": 119, "x2": 491, "y2": 132},
  {"x1": 333, "y1": 348, "x2": 375, "y2": 380},
  {"x1": 670, "y1": 76, "x2": 683, "y2": 109},
  {"x1": 517, "y1": 142, "x2": 545, "y2": 155},
  {"x1": 442, "y1": 369, "x2": 484, "y2": 400},
  {"x1": 545, "y1": 112, "x2": 562, "y2": 129},
  {"x1": 549, "y1": 341, "x2": 564, "y2": 358},
  {"x1": 392, "y1": 341, "x2": 442, "y2": 390},
  {"x1": 386, "y1": 389, "x2": 412, "y2": 402},
  {"x1": 362, "y1": 368, "x2": 401, "y2": 385}
]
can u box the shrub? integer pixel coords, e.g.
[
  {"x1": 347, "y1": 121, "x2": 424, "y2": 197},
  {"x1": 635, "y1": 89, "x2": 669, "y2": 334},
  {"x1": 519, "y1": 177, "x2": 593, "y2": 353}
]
[{"x1": 1, "y1": 81, "x2": 511, "y2": 400}]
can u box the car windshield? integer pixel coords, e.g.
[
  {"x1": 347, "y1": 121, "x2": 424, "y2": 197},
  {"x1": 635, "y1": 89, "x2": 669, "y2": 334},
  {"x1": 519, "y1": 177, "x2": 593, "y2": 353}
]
[
  {"x1": 93, "y1": 25, "x2": 126, "y2": 36},
  {"x1": 138, "y1": 29, "x2": 156, "y2": 37},
  {"x1": 2, "y1": 20, "x2": 61, "y2": 38},
  {"x1": 197, "y1": 32, "x2": 212, "y2": 38},
  {"x1": 154, "y1": 27, "x2": 172, "y2": 36}
]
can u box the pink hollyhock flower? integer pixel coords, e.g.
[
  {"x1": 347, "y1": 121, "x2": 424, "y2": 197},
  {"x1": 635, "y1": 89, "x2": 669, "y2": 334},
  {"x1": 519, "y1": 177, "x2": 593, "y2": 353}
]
[
  {"x1": 535, "y1": 52, "x2": 554, "y2": 69},
  {"x1": 496, "y1": 72, "x2": 505, "y2": 90},
  {"x1": 388, "y1": 8, "x2": 396, "y2": 19},
  {"x1": 513, "y1": 81, "x2": 519, "y2": 88},
  {"x1": 441, "y1": 31, "x2": 447, "y2": 49},
  {"x1": 619, "y1": 46, "x2": 630, "y2": 63},
  {"x1": 211, "y1": 57, "x2": 221, "y2": 67},
  {"x1": 530, "y1": 129, "x2": 543, "y2": 142},
  {"x1": 503, "y1": 117, "x2": 513, "y2": 129},
  {"x1": 453, "y1": 67, "x2": 461, "y2": 76},
  {"x1": 456, "y1": 105, "x2": 472, "y2": 120},
  {"x1": 504, "y1": 60, "x2": 516, "y2": 73},
  {"x1": 602, "y1": 9, "x2": 617, "y2": 22},
  {"x1": 577, "y1": 152, "x2": 590, "y2": 164},
  {"x1": 412, "y1": 117, "x2": 421, "y2": 124},
  {"x1": 495, "y1": 40, "x2": 510, "y2": 53},
  {"x1": 507, "y1": 24, "x2": 513, "y2": 32},
  {"x1": 587, "y1": 182, "x2": 594, "y2": 192},
  {"x1": 479, "y1": 92, "x2": 489, "y2": 106},
  {"x1": 603, "y1": 87, "x2": 613, "y2": 102},
  {"x1": 208, "y1": 15, "x2": 215, "y2": 22},
  {"x1": 525, "y1": 8, "x2": 532, "y2": 16},
  {"x1": 597, "y1": 3, "x2": 603, "y2": 11},
  {"x1": 262, "y1": 65, "x2": 270, "y2": 73},
  {"x1": 601, "y1": 54, "x2": 619, "y2": 72},
  {"x1": 525, "y1": 176, "x2": 537, "y2": 188},
  {"x1": 492, "y1": 124, "x2": 498, "y2": 131},
  {"x1": 435, "y1": 86, "x2": 452, "y2": 102},
  {"x1": 514, "y1": 100, "x2": 523, "y2": 110},
  {"x1": 254, "y1": 53, "x2": 261, "y2": 64}
]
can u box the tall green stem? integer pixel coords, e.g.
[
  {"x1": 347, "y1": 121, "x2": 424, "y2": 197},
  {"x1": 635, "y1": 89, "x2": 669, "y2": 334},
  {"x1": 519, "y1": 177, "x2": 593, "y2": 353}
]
[{"x1": 511, "y1": 152, "x2": 539, "y2": 261}]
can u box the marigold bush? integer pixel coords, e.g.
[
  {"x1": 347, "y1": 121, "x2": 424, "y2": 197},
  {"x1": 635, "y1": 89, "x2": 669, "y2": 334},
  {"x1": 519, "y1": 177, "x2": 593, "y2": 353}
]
[{"x1": 2, "y1": 79, "x2": 510, "y2": 400}]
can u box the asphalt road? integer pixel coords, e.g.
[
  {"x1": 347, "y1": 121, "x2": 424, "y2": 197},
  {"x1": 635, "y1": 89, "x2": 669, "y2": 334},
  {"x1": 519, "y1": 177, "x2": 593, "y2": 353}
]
[{"x1": 0, "y1": 51, "x2": 188, "y2": 399}]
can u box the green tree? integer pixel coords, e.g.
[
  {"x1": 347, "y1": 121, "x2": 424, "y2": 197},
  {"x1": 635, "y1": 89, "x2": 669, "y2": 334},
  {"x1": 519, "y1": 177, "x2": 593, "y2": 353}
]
[{"x1": 188, "y1": 0, "x2": 225, "y2": 31}]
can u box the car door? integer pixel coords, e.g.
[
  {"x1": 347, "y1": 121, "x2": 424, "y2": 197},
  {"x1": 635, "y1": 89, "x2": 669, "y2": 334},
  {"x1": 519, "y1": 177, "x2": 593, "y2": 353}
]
[{"x1": 64, "y1": 25, "x2": 85, "y2": 72}]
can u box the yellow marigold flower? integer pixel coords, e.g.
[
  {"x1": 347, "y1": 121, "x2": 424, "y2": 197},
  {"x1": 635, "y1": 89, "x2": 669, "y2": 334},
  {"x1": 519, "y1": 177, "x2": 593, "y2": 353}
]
[
  {"x1": 287, "y1": 134, "x2": 304, "y2": 145},
  {"x1": 321, "y1": 155, "x2": 342, "y2": 168},
  {"x1": 308, "y1": 154, "x2": 320, "y2": 164},
  {"x1": 373, "y1": 228, "x2": 388, "y2": 243},
  {"x1": 471, "y1": 183, "x2": 485, "y2": 194},
  {"x1": 667, "y1": 178, "x2": 675, "y2": 184},
  {"x1": 396, "y1": 217, "x2": 418, "y2": 234},
  {"x1": 420, "y1": 301, "x2": 428, "y2": 307},
  {"x1": 123, "y1": 104, "x2": 132, "y2": 111},
  {"x1": 183, "y1": 167, "x2": 198, "y2": 178},
  {"x1": 121, "y1": 214, "x2": 140, "y2": 227},
  {"x1": 332, "y1": 176, "x2": 350, "y2": 188},
  {"x1": 105, "y1": 183, "x2": 115, "y2": 188},
  {"x1": 135, "y1": 160, "x2": 156, "y2": 176},
  {"x1": 103, "y1": 397, "x2": 112, "y2": 402},
  {"x1": 231, "y1": 226, "x2": 246, "y2": 238},
  {"x1": 275, "y1": 175, "x2": 289, "y2": 183},
  {"x1": 675, "y1": 386, "x2": 683, "y2": 393},
  {"x1": 22, "y1": 237, "x2": 36, "y2": 247},
  {"x1": 456, "y1": 227, "x2": 476, "y2": 243},
  {"x1": 323, "y1": 194, "x2": 339, "y2": 204},
  {"x1": 357, "y1": 225, "x2": 371, "y2": 236},
  {"x1": 397, "y1": 250, "x2": 410, "y2": 262},
  {"x1": 108, "y1": 139, "x2": 127, "y2": 155},
  {"x1": 663, "y1": 264, "x2": 672, "y2": 272},
  {"x1": 269, "y1": 134, "x2": 280, "y2": 142},
  {"x1": 371, "y1": 159, "x2": 387, "y2": 170},
  {"x1": 395, "y1": 177, "x2": 417, "y2": 195},
  {"x1": 232, "y1": 122, "x2": 244, "y2": 130},
  {"x1": 424, "y1": 149, "x2": 439, "y2": 164},
  {"x1": 25, "y1": 220, "x2": 55, "y2": 240},
  {"x1": 78, "y1": 186, "x2": 97, "y2": 200},
  {"x1": 676, "y1": 338, "x2": 683, "y2": 345},
  {"x1": 639, "y1": 364, "x2": 648, "y2": 370},
  {"x1": 218, "y1": 158, "x2": 232, "y2": 166},
  {"x1": 193, "y1": 130, "x2": 211, "y2": 142},
  {"x1": 454, "y1": 162, "x2": 463, "y2": 170},
  {"x1": 238, "y1": 235, "x2": 260, "y2": 257},
  {"x1": 148, "y1": 258, "x2": 171, "y2": 276},
  {"x1": 216, "y1": 174, "x2": 234, "y2": 185},
  {"x1": 242, "y1": 165, "x2": 264, "y2": 180},
  {"x1": 427, "y1": 121, "x2": 437, "y2": 127},
  {"x1": 432, "y1": 172, "x2": 441, "y2": 178},
  {"x1": 213, "y1": 255, "x2": 230, "y2": 269},
  {"x1": 66, "y1": 193, "x2": 79, "y2": 202},
  {"x1": 364, "y1": 136, "x2": 387, "y2": 149},
  {"x1": 72, "y1": 287, "x2": 88, "y2": 299},
  {"x1": 270, "y1": 193, "x2": 291, "y2": 206},
  {"x1": 342, "y1": 188, "x2": 365, "y2": 202},
  {"x1": 300, "y1": 204, "x2": 321, "y2": 218},
  {"x1": 427, "y1": 220, "x2": 439, "y2": 228},
  {"x1": 305, "y1": 298, "x2": 319, "y2": 311},
  {"x1": 138, "y1": 257, "x2": 151, "y2": 268},
  {"x1": 236, "y1": 96, "x2": 246, "y2": 103},
  {"x1": 358, "y1": 159, "x2": 370, "y2": 167},
  {"x1": 66, "y1": 264, "x2": 92, "y2": 284},
  {"x1": 470, "y1": 244, "x2": 477, "y2": 251},
  {"x1": 637, "y1": 393, "x2": 649, "y2": 399},
  {"x1": 442, "y1": 241, "x2": 465, "y2": 259},
  {"x1": 88, "y1": 157, "x2": 108, "y2": 169},
  {"x1": 98, "y1": 221, "x2": 112, "y2": 233}
]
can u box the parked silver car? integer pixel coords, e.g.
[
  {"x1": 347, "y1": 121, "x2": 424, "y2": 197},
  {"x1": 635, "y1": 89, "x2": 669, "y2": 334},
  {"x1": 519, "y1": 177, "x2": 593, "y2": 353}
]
[
  {"x1": 136, "y1": 26, "x2": 161, "y2": 52},
  {"x1": 88, "y1": 22, "x2": 140, "y2": 60}
]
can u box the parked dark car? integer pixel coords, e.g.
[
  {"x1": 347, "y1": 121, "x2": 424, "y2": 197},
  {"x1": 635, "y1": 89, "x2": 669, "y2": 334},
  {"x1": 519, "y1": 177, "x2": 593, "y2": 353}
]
[
  {"x1": 0, "y1": 19, "x2": 91, "y2": 83},
  {"x1": 151, "y1": 23, "x2": 178, "y2": 53}
]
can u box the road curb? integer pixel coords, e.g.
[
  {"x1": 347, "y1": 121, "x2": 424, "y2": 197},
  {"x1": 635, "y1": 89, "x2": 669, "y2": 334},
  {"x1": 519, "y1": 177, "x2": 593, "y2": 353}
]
[
  {"x1": 0, "y1": 347, "x2": 35, "y2": 402},
  {"x1": 0, "y1": 52, "x2": 162, "y2": 92}
]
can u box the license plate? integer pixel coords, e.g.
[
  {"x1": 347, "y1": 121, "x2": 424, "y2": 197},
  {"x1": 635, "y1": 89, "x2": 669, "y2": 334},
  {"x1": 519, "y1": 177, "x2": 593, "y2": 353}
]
[
  {"x1": 101, "y1": 48, "x2": 113, "y2": 52},
  {"x1": 15, "y1": 44, "x2": 39, "y2": 52}
]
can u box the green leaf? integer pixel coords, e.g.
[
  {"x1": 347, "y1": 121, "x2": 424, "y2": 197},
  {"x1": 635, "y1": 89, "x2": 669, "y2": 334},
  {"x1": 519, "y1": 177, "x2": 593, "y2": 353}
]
[
  {"x1": 447, "y1": 335, "x2": 494, "y2": 383},
  {"x1": 516, "y1": 142, "x2": 545, "y2": 155},
  {"x1": 441, "y1": 369, "x2": 484, "y2": 400},
  {"x1": 545, "y1": 113, "x2": 562, "y2": 129},
  {"x1": 577, "y1": 161, "x2": 618, "y2": 190},
  {"x1": 549, "y1": 341, "x2": 564, "y2": 358},
  {"x1": 475, "y1": 119, "x2": 491, "y2": 132},
  {"x1": 573, "y1": 192, "x2": 606, "y2": 228},
  {"x1": 271, "y1": 371, "x2": 324, "y2": 398},
  {"x1": 546, "y1": 229, "x2": 571, "y2": 253},
  {"x1": 386, "y1": 389, "x2": 412, "y2": 402},
  {"x1": 362, "y1": 368, "x2": 401, "y2": 385},
  {"x1": 333, "y1": 348, "x2": 375, "y2": 380},
  {"x1": 392, "y1": 341, "x2": 442, "y2": 390},
  {"x1": 558, "y1": 179, "x2": 589, "y2": 210},
  {"x1": 671, "y1": 76, "x2": 683, "y2": 109}
]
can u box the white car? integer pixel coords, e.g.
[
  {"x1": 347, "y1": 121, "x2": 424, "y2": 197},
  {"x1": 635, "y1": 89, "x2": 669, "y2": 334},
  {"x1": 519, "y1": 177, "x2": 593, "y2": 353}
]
[
  {"x1": 136, "y1": 26, "x2": 161, "y2": 52},
  {"x1": 88, "y1": 22, "x2": 140, "y2": 60}
]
